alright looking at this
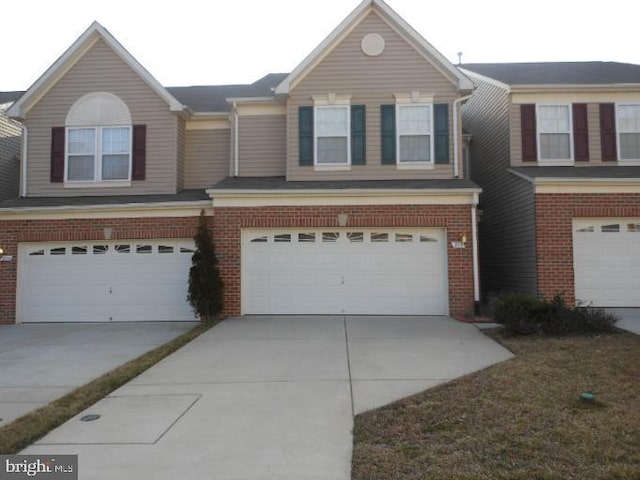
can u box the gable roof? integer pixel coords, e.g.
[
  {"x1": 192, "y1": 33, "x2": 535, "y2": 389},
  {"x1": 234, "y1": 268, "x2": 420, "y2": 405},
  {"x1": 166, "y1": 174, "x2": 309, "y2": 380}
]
[
  {"x1": 7, "y1": 21, "x2": 184, "y2": 120},
  {"x1": 167, "y1": 73, "x2": 287, "y2": 113},
  {"x1": 0, "y1": 91, "x2": 24, "y2": 105},
  {"x1": 462, "y1": 62, "x2": 640, "y2": 86},
  {"x1": 275, "y1": 0, "x2": 473, "y2": 95}
]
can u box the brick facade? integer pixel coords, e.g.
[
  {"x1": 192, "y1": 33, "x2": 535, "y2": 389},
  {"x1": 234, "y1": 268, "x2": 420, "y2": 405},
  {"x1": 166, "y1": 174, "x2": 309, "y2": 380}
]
[
  {"x1": 535, "y1": 193, "x2": 640, "y2": 304},
  {"x1": 213, "y1": 204, "x2": 476, "y2": 317},
  {"x1": 0, "y1": 216, "x2": 206, "y2": 324}
]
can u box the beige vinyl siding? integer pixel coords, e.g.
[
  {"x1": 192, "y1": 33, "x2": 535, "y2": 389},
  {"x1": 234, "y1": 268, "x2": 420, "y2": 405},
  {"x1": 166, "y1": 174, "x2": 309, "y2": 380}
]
[
  {"x1": 176, "y1": 117, "x2": 185, "y2": 190},
  {"x1": 0, "y1": 111, "x2": 21, "y2": 200},
  {"x1": 463, "y1": 76, "x2": 537, "y2": 296},
  {"x1": 24, "y1": 39, "x2": 178, "y2": 197},
  {"x1": 511, "y1": 102, "x2": 605, "y2": 166},
  {"x1": 238, "y1": 115, "x2": 286, "y2": 177},
  {"x1": 287, "y1": 10, "x2": 459, "y2": 181},
  {"x1": 184, "y1": 129, "x2": 230, "y2": 189}
]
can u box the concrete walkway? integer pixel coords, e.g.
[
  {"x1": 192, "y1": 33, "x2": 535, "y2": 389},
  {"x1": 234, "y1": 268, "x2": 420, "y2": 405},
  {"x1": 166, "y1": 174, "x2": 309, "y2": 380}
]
[
  {"x1": 23, "y1": 316, "x2": 513, "y2": 480},
  {"x1": 0, "y1": 322, "x2": 198, "y2": 425}
]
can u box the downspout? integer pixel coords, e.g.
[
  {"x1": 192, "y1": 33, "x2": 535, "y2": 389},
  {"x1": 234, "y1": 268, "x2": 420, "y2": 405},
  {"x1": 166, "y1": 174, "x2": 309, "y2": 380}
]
[
  {"x1": 21, "y1": 125, "x2": 28, "y2": 197},
  {"x1": 233, "y1": 101, "x2": 239, "y2": 177},
  {"x1": 452, "y1": 94, "x2": 473, "y2": 178},
  {"x1": 471, "y1": 192, "x2": 481, "y2": 314}
]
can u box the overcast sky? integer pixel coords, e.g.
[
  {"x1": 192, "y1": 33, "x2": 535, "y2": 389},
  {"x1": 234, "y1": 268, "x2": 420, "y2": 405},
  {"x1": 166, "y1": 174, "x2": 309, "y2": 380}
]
[{"x1": 2, "y1": 0, "x2": 637, "y2": 91}]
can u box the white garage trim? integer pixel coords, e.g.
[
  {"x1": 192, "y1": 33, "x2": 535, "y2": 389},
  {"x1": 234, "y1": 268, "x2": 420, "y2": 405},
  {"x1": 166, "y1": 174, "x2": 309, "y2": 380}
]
[
  {"x1": 241, "y1": 228, "x2": 448, "y2": 315},
  {"x1": 17, "y1": 239, "x2": 198, "y2": 323},
  {"x1": 573, "y1": 218, "x2": 640, "y2": 307}
]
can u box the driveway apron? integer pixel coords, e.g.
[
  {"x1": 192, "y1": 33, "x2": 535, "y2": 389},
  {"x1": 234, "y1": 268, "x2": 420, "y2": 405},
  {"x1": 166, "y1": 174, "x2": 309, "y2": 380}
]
[{"x1": 23, "y1": 315, "x2": 513, "y2": 480}]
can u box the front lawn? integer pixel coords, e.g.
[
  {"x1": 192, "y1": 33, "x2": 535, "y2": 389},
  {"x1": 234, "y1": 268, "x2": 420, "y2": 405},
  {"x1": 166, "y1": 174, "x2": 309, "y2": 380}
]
[{"x1": 352, "y1": 329, "x2": 640, "y2": 480}]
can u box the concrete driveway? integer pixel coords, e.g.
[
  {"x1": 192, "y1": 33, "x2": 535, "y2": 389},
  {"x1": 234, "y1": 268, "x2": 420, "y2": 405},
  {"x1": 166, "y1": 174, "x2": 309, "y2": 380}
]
[
  {"x1": 23, "y1": 315, "x2": 513, "y2": 480},
  {"x1": 0, "y1": 322, "x2": 198, "y2": 425},
  {"x1": 608, "y1": 308, "x2": 640, "y2": 335}
]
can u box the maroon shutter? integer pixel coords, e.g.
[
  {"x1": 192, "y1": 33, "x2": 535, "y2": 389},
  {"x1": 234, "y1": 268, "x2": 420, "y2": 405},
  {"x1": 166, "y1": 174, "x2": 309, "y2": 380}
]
[
  {"x1": 572, "y1": 103, "x2": 589, "y2": 162},
  {"x1": 520, "y1": 104, "x2": 537, "y2": 162},
  {"x1": 132, "y1": 125, "x2": 146, "y2": 180},
  {"x1": 50, "y1": 127, "x2": 65, "y2": 182},
  {"x1": 599, "y1": 103, "x2": 617, "y2": 162}
]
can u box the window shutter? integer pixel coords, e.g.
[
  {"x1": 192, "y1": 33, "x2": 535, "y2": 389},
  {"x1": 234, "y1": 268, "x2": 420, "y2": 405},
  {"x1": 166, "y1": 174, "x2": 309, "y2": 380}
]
[
  {"x1": 572, "y1": 103, "x2": 589, "y2": 162},
  {"x1": 521, "y1": 104, "x2": 537, "y2": 162},
  {"x1": 50, "y1": 127, "x2": 65, "y2": 183},
  {"x1": 132, "y1": 124, "x2": 146, "y2": 180},
  {"x1": 434, "y1": 103, "x2": 449, "y2": 164},
  {"x1": 599, "y1": 103, "x2": 617, "y2": 162},
  {"x1": 298, "y1": 106, "x2": 313, "y2": 166},
  {"x1": 381, "y1": 105, "x2": 396, "y2": 164},
  {"x1": 351, "y1": 105, "x2": 366, "y2": 165}
]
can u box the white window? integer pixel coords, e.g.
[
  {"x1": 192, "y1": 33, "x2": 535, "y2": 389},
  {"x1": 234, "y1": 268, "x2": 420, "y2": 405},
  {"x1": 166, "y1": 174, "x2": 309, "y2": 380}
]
[
  {"x1": 66, "y1": 127, "x2": 131, "y2": 182},
  {"x1": 617, "y1": 104, "x2": 640, "y2": 162},
  {"x1": 537, "y1": 104, "x2": 573, "y2": 163},
  {"x1": 315, "y1": 106, "x2": 350, "y2": 165},
  {"x1": 397, "y1": 104, "x2": 432, "y2": 163}
]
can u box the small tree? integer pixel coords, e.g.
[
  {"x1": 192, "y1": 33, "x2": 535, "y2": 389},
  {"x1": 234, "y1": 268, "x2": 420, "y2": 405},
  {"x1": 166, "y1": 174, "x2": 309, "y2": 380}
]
[{"x1": 187, "y1": 211, "x2": 224, "y2": 321}]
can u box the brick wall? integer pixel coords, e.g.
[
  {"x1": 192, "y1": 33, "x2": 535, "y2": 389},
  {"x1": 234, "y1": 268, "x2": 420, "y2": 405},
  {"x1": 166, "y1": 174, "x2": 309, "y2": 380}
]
[
  {"x1": 535, "y1": 193, "x2": 640, "y2": 304},
  {"x1": 213, "y1": 204, "x2": 476, "y2": 317},
  {"x1": 0, "y1": 216, "x2": 206, "y2": 324}
]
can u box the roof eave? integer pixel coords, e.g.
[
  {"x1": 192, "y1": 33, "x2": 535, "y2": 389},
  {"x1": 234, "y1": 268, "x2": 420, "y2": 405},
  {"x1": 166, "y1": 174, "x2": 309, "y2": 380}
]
[
  {"x1": 507, "y1": 168, "x2": 640, "y2": 184},
  {"x1": 8, "y1": 21, "x2": 186, "y2": 120},
  {"x1": 510, "y1": 83, "x2": 640, "y2": 93},
  {"x1": 275, "y1": 0, "x2": 473, "y2": 96}
]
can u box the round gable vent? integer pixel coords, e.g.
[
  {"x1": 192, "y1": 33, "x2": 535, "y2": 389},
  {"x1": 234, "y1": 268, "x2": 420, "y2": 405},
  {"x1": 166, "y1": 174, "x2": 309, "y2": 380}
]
[{"x1": 361, "y1": 33, "x2": 385, "y2": 57}]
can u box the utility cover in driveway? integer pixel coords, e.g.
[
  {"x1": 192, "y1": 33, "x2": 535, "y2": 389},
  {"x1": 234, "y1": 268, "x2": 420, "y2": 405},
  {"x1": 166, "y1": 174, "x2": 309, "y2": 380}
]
[
  {"x1": 242, "y1": 228, "x2": 448, "y2": 315},
  {"x1": 18, "y1": 240, "x2": 198, "y2": 322}
]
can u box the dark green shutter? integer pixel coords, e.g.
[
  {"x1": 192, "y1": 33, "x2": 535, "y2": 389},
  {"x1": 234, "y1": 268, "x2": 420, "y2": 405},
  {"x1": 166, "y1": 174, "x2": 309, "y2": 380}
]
[
  {"x1": 351, "y1": 105, "x2": 366, "y2": 165},
  {"x1": 434, "y1": 103, "x2": 449, "y2": 164},
  {"x1": 298, "y1": 106, "x2": 313, "y2": 166},
  {"x1": 381, "y1": 105, "x2": 396, "y2": 164}
]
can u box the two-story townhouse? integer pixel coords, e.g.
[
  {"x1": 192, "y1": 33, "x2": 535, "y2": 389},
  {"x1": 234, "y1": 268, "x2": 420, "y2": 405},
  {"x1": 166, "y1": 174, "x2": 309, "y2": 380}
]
[
  {"x1": 0, "y1": 0, "x2": 481, "y2": 325},
  {"x1": 462, "y1": 62, "x2": 640, "y2": 308},
  {"x1": 0, "y1": 92, "x2": 22, "y2": 201}
]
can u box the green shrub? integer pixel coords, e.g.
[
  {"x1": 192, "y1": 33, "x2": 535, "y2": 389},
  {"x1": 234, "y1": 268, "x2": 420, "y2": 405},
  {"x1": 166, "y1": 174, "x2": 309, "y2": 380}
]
[
  {"x1": 493, "y1": 293, "x2": 542, "y2": 335},
  {"x1": 493, "y1": 293, "x2": 618, "y2": 336}
]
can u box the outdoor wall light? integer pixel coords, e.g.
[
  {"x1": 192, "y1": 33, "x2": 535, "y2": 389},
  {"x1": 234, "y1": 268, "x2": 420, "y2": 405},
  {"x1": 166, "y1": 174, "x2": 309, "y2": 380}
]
[
  {"x1": 461, "y1": 234, "x2": 467, "y2": 245},
  {"x1": 0, "y1": 245, "x2": 4, "y2": 255},
  {"x1": 338, "y1": 213, "x2": 348, "y2": 227}
]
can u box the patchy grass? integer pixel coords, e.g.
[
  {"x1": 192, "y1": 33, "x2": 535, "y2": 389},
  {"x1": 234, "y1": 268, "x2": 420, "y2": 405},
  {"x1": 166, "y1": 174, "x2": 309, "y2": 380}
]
[
  {"x1": 0, "y1": 318, "x2": 220, "y2": 454},
  {"x1": 352, "y1": 329, "x2": 640, "y2": 480}
]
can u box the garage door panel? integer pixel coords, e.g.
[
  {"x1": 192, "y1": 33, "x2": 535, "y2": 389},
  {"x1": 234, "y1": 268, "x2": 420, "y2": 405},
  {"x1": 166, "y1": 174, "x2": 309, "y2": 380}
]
[
  {"x1": 18, "y1": 240, "x2": 197, "y2": 323},
  {"x1": 242, "y1": 228, "x2": 447, "y2": 315},
  {"x1": 573, "y1": 219, "x2": 640, "y2": 307}
]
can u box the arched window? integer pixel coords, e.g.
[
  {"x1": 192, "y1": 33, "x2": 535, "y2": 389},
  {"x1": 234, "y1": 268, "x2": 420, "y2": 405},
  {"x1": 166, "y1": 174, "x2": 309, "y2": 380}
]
[{"x1": 64, "y1": 92, "x2": 133, "y2": 183}]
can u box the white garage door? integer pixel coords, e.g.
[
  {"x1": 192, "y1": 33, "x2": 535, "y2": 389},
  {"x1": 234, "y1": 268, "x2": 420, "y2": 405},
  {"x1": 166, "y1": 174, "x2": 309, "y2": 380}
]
[
  {"x1": 18, "y1": 240, "x2": 198, "y2": 323},
  {"x1": 242, "y1": 228, "x2": 448, "y2": 315},
  {"x1": 573, "y1": 219, "x2": 640, "y2": 307}
]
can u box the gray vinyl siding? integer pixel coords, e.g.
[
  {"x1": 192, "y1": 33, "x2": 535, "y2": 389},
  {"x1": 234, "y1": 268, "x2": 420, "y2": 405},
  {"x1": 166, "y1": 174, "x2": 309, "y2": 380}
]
[
  {"x1": 287, "y1": 10, "x2": 459, "y2": 181},
  {"x1": 24, "y1": 39, "x2": 178, "y2": 197},
  {"x1": 463, "y1": 76, "x2": 537, "y2": 298},
  {"x1": 238, "y1": 115, "x2": 286, "y2": 176},
  {"x1": 184, "y1": 129, "x2": 230, "y2": 189},
  {"x1": 0, "y1": 111, "x2": 21, "y2": 200}
]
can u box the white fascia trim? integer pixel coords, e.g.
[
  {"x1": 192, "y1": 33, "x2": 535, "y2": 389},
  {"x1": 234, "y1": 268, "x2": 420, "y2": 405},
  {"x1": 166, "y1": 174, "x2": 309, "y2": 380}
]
[
  {"x1": 206, "y1": 188, "x2": 481, "y2": 207},
  {"x1": 507, "y1": 168, "x2": 640, "y2": 193},
  {"x1": 509, "y1": 84, "x2": 640, "y2": 94},
  {"x1": 8, "y1": 22, "x2": 184, "y2": 120},
  {"x1": 191, "y1": 112, "x2": 231, "y2": 118},
  {"x1": 225, "y1": 96, "x2": 278, "y2": 104},
  {"x1": 0, "y1": 201, "x2": 211, "y2": 220}
]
